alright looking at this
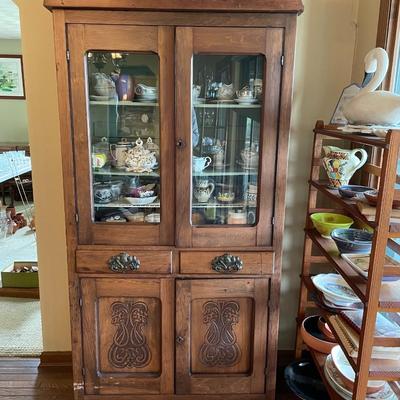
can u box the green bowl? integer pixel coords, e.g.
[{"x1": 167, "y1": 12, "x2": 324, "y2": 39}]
[{"x1": 310, "y1": 213, "x2": 354, "y2": 238}]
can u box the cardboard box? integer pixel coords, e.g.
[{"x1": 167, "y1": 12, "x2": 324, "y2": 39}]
[{"x1": 1, "y1": 261, "x2": 39, "y2": 288}]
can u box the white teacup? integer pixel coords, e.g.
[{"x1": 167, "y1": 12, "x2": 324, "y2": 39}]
[{"x1": 193, "y1": 156, "x2": 212, "y2": 173}]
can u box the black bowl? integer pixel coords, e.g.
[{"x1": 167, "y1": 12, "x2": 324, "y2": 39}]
[
  {"x1": 338, "y1": 185, "x2": 374, "y2": 199},
  {"x1": 331, "y1": 228, "x2": 373, "y2": 254},
  {"x1": 284, "y1": 358, "x2": 328, "y2": 400}
]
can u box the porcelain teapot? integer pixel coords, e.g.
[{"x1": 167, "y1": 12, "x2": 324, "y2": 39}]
[
  {"x1": 125, "y1": 138, "x2": 157, "y2": 173},
  {"x1": 322, "y1": 146, "x2": 368, "y2": 188}
]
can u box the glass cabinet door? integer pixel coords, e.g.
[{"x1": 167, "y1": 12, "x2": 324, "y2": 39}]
[
  {"x1": 88, "y1": 52, "x2": 161, "y2": 224},
  {"x1": 191, "y1": 54, "x2": 264, "y2": 227},
  {"x1": 68, "y1": 25, "x2": 174, "y2": 245},
  {"x1": 176, "y1": 27, "x2": 283, "y2": 247}
]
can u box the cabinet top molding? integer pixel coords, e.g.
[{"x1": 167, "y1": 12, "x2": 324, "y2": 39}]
[{"x1": 44, "y1": 0, "x2": 304, "y2": 14}]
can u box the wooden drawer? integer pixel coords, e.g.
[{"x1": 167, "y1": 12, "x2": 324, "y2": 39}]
[
  {"x1": 76, "y1": 249, "x2": 172, "y2": 274},
  {"x1": 180, "y1": 251, "x2": 274, "y2": 275}
]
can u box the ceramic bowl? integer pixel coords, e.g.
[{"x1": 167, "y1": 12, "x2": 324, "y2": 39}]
[
  {"x1": 124, "y1": 195, "x2": 157, "y2": 205},
  {"x1": 331, "y1": 228, "x2": 373, "y2": 254},
  {"x1": 331, "y1": 346, "x2": 385, "y2": 394},
  {"x1": 338, "y1": 185, "x2": 374, "y2": 199},
  {"x1": 217, "y1": 192, "x2": 235, "y2": 203},
  {"x1": 364, "y1": 190, "x2": 400, "y2": 209},
  {"x1": 300, "y1": 315, "x2": 337, "y2": 354},
  {"x1": 310, "y1": 213, "x2": 354, "y2": 238},
  {"x1": 317, "y1": 316, "x2": 336, "y2": 342}
]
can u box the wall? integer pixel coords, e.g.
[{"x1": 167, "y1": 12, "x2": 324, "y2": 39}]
[
  {"x1": 0, "y1": 39, "x2": 28, "y2": 143},
  {"x1": 279, "y1": 0, "x2": 361, "y2": 349},
  {"x1": 352, "y1": 0, "x2": 381, "y2": 83},
  {"x1": 14, "y1": 0, "x2": 380, "y2": 351},
  {"x1": 14, "y1": 0, "x2": 71, "y2": 351}
]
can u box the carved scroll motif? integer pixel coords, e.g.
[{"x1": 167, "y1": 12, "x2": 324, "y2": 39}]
[
  {"x1": 199, "y1": 300, "x2": 241, "y2": 367},
  {"x1": 108, "y1": 301, "x2": 151, "y2": 368}
]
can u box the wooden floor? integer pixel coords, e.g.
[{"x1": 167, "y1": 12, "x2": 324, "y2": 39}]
[{"x1": 0, "y1": 358, "x2": 297, "y2": 399}]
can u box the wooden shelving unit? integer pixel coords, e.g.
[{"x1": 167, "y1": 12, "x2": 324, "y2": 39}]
[{"x1": 295, "y1": 121, "x2": 400, "y2": 399}]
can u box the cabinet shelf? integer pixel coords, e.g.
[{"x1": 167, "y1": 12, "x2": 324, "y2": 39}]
[
  {"x1": 194, "y1": 102, "x2": 261, "y2": 109},
  {"x1": 314, "y1": 124, "x2": 388, "y2": 149},
  {"x1": 194, "y1": 169, "x2": 258, "y2": 177},
  {"x1": 90, "y1": 100, "x2": 159, "y2": 107},
  {"x1": 94, "y1": 200, "x2": 160, "y2": 208},
  {"x1": 310, "y1": 180, "x2": 400, "y2": 237},
  {"x1": 192, "y1": 201, "x2": 255, "y2": 209},
  {"x1": 93, "y1": 168, "x2": 160, "y2": 177},
  {"x1": 303, "y1": 276, "x2": 400, "y2": 381},
  {"x1": 305, "y1": 229, "x2": 400, "y2": 311}
]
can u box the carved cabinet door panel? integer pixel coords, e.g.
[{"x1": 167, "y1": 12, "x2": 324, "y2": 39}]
[
  {"x1": 80, "y1": 278, "x2": 174, "y2": 395},
  {"x1": 176, "y1": 278, "x2": 269, "y2": 394}
]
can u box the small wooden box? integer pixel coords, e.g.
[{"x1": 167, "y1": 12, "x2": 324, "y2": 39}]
[{"x1": 1, "y1": 261, "x2": 39, "y2": 288}]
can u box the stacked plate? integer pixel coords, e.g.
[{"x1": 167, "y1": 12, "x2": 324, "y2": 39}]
[
  {"x1": 324, "y1": 352, "x2": 396, "y2": 399},
  {"x1": 312, "y1": 274, "x2": 361, "y2": 307}
]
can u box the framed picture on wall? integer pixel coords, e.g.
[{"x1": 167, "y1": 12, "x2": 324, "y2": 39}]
[{"x1": 0, "y1": 55, "x2": 26, "y2": 99}]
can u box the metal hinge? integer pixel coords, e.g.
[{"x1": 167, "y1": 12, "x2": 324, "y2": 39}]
[
  {"x1": 280, "y1": 55, "x2": 285, "y2": 66},
  {"x1": 271, "y1": 217, "x2": 275, "y2": 225},
  {"x1": 75, "y1": 213, "x2": 79, "y2": 224},
  {"x1": 79, "y1": 298, "x2": 83, "y2": 307},
  {"x1": 82, "y1": 367, "x2": 86, "y2": 377},
  {"x1": 66, "y1": 50, "x2": 70, "y2": 61}
]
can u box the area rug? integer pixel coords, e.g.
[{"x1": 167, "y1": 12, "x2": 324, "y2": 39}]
[{"x1": 0, "y1": 297, "x2": 43, "y2": 356}]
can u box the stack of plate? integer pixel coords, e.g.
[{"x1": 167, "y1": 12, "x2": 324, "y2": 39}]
[
  {"x1": 324, "y1": 352, "x2": 396, "y2": 399},
  {"x1": 312, "y1": 274, "x2": 361, "y2": 307}
]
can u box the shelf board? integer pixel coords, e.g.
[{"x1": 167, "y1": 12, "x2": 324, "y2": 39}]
[
  {"x1": 314, "y1": 125, "x2": 388, "y2": 149},
  {"x1": 93, "y1": 168, "x2": 160, "y2": 177},
  {"x1": 194, "y1": 102, "x2": 261, "y2": 109},
  {"x1": 193, "y1": 169, "x2": 258, "y2": 176},
  {"x1": 306, "y1": 229, "x2": 400, "y2": 311},
  {"x1": 94, "y1": 201, "x2": 160, "y2": 208},
  {"x1": 310, "y1": 180, "x2": 400, "y2": 237},
  {"x1": 305, "y1": 230, "x2": 367, "y2": 302},
  {"x1": 90, "y1": 100, "x2": 158, "y2": 107},
  {"x1": 192, "y1": 201, "x2": 255, "y2": 209},
  {"x1": 303, "y1": 278, "x2": 400, "y2": 382}
]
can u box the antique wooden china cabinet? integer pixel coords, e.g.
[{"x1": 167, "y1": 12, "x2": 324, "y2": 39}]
[{"x1": 45, "y1": 1, "x2": 303, "y2": 398}]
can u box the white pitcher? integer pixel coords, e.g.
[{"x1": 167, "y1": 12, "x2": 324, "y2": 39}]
[{"x1": 322, "y1": 146, "x2": 368, "y2": 188}]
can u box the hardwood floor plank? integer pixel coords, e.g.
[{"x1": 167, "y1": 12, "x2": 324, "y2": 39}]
[{"x1": 0, "y1": 357, "x2": 294, "y2": 399}]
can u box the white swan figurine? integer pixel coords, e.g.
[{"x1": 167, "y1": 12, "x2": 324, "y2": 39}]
[{"x1": 343, "y1": 47, "x2": 400, "y2": 126}]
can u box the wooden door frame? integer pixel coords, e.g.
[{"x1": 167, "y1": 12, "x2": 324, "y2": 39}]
[
  {"x1": 377, "y1": 0, "x2": 400, "y2": 90},
  {"x1": 68, "y1": 24, "x2": 175, "y2": 246},
  {"x1": 80, "y1": 277, "x2": 174, "y2": 395},
  {"x1": 175, "y1": 26, "x2": 284, "y2": 248},
  {"x1": 175, "y1": 278, "x2": 269, "y2": 395}
]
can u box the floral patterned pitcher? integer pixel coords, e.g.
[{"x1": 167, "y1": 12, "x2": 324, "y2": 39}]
[{"x1": 322, "y1": 146, "x2": 368, "y2": 188}]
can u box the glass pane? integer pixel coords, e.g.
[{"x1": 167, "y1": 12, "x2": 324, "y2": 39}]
[
  {"x1": 191, "y1": 54, "x2": 264, "y2": 226},
  {"x1": 87, "y1": 51, "x2": 161, "y2": 224}
]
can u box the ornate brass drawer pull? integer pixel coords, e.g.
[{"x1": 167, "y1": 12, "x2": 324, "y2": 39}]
[
  {"x1": 108, "y1": 252, "x2": 140, "y2": 273},
  {"x1": 211, "y1": 254, "x2": 243, "y2": 273}
]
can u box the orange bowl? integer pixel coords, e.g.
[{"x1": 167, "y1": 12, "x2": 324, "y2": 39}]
[{"x1": 301, "y1": 316, "x2": 337, "y2": 354}]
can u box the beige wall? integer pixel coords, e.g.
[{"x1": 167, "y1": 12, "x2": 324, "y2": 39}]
[
  {"x1": 14, "y1": 0, "x2": 70, "y2": 351},
  {"x1": 14, "y1": 0, "x2": 380, "y2": 351},
  {"x1": 0, "y1": 39, "x2": 28, "y2": 143},
  {"x1": 352, "y1": 0, "x2": 381, "y2": 83}
]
